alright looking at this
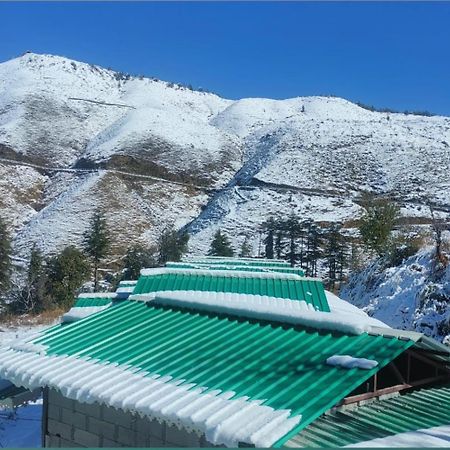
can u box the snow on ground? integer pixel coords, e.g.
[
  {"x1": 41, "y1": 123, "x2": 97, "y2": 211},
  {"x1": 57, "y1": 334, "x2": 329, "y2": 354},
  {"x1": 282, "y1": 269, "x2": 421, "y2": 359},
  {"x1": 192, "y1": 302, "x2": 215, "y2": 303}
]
[
  {"x1": 346, "y1": 424, "x2": 450, "y2": 447},
  {"x1": 340, "y1": 247, "x2": 450, "y2": 343},
  {"x1": 0, "y1": 399, "x2": 42, "y2": 448}
]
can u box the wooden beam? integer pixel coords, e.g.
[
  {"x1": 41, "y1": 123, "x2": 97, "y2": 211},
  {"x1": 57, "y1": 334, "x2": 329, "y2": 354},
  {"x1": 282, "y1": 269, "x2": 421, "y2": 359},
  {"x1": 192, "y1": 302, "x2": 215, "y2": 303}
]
[
  {"x1": 341, "y1": 375, "x2": 449, "y2": 405},
  {"x1": 389, "y1": 361, "x2": 406, "y2": 384},
  {"x1": 407, "y1": 349, "x2": 450, "y2": 373}
]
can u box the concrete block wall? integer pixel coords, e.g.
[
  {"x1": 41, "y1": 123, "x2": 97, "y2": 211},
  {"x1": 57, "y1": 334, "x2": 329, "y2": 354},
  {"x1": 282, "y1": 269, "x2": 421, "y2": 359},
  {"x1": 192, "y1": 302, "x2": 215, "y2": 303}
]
[{"x1": 44, "y1": 389, "x2": 225, "y2": 448}]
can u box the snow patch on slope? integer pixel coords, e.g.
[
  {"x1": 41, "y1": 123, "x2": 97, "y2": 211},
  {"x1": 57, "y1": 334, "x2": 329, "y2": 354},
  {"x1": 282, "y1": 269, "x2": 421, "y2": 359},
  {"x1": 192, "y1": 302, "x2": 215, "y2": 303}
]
[{"x1": 340, "y1": 248, "x2": 450, "y2": 343}]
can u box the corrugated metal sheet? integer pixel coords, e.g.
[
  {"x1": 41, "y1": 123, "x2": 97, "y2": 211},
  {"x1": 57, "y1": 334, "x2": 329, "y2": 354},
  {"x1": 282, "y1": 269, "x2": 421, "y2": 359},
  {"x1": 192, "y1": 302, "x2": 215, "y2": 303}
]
[
  {"x1": 134, "y1": 272, "x2": 329, "y2": 311},
  {"x1": 166, "y1": 262, "x2": 305, "y2": 277},
  {"x1": 184, "y1": 257, "x2": 291, "y2": 268},
  {"x1": 286, "y1": 384, "x2": 450, "y2": 447},
  {"x1": 74, "y1": 297, "x2": 114, "y2": 307},
  {"x1": 32, "y1": 299, "x2": 413, "y2": 446}
]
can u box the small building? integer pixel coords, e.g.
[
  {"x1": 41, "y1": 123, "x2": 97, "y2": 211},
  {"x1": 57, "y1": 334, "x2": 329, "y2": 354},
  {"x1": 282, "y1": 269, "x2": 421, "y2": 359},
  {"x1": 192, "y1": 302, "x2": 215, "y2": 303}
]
[{"x1": 0, "y1": 259, "x2": 449, "y2": 447}]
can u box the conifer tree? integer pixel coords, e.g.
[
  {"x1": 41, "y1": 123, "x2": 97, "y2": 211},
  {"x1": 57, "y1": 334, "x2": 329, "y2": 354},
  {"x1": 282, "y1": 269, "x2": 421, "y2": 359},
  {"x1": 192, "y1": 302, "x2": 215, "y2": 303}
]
[
  {"x1": 0, "y1": 218, "x2": 11, "y2": 294},
  {"x1": 46, "y1": 246, "x2": 90, "y2": 308},
  {"x1": 306, "y1": 223, "x2": 323, "y2": 277},
  {"x1": 324, "y1": 224, "x2": 349, "y2": 290},
  {"x1": 262, "y1": 217, "x2": 277, "y2": 259},
  {"x1": 208, "y1": 229, "x2": 234, "y2": 257},
  {"x1": 239, "y1": 237, "x2": 252, "y2": 258},
  {"x1": 158, "y1": 228, "x2": 189, "y2": 264},
  {"x1": 123, "y1": 245, "x2": 157, "y2": 280},
  {"x1": 83, "y1": 211, "x2": 110, "y2": 291},
  {"x1": 274, "y1": 230, "x2": 284, "y2": 259}
]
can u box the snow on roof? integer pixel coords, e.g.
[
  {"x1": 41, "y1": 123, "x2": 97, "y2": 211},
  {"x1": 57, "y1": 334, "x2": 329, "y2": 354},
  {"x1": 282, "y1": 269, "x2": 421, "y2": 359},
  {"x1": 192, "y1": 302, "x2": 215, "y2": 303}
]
[
  {"x1": 140, "y1": 267, "x2": 311, "y2": 281},
  {"x1": 131, "y1": 290, "x2": 388, "y2": 336},
  {"x1": 115, "y1": 286, "x2": 135, "y2": 294},
  {"x1": 0, "y1": 348, "x2": 300, "y2": 447},
  {"x1": 62, "y1": 305, "x2": 112, "y2": 323},
  {"x1": 77, "y1": 292, "x2": 118, "y2": 299},
  {"x1": 326, "y1": 355, "x2": 378, "y2": 370}
]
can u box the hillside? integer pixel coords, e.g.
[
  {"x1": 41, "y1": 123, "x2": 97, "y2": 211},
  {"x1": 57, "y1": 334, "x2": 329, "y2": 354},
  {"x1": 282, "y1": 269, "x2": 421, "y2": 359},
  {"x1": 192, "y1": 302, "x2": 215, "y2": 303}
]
[
  {"x1": 341, "y1": 247, "x2": 450, "y2": 344},
  {"x1": 1, "y1": 52, "x2": 449, "y2": 262}
]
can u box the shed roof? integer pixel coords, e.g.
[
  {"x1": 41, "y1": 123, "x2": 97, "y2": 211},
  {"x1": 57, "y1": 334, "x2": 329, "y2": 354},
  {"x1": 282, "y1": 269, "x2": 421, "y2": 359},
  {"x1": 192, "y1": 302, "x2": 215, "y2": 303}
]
[
  {"x1": 166, "y1": 262, "x2": 305, "y2": 277},
  {"x1": 0, "y1": 298, "x2": 413, "y2": 447},
  {"x1": 134, "y1": 268, "x2": 329, "y2": 312},
  {"x1": 286, "y1": 384, "x2": 450, "y2": 447},
  {"x1": 184, "y1": 257, "x2": 291, "y2": 267}
]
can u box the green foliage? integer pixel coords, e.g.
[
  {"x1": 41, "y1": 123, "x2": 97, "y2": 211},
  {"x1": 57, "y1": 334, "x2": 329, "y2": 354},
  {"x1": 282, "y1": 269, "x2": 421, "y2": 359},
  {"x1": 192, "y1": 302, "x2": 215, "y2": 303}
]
[
  {"x1": 239, "y1": 237, "x2": 252, "y2": 258},
  {"x1": 323, "y1": 224, "x2": 349, "y2": 290},
  {"x1": 208, "y1": 229, "x2": 234, "y2": 257},
  {"x1": 358, "y1": 198, "x2": 400, "y2": 257},
  {"x1": 0, "y1": 218, "x2": 11, "y2": 293},
  {"x1": 262, "y1": 217, "x2": 276, "y2": 259},
  {"x1": 158, "y1": 228, "x2": 189, "y2": 264},
  {"x1": 46, "y1": 246, "x2": 90, "y2": 308},
  {"x1": 123, "y1": 244, "x2": 157, "y2": 280},
  {"x1": 83, "y1": 211, "x2": 110, "y2": 291}
]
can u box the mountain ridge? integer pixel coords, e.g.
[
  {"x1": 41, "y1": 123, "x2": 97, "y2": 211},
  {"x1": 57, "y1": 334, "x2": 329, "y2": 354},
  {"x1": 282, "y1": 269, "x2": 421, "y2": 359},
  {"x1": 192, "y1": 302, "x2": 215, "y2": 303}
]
[{"x1": 0, "y1": 52, "x2": 449, "y2": 261}]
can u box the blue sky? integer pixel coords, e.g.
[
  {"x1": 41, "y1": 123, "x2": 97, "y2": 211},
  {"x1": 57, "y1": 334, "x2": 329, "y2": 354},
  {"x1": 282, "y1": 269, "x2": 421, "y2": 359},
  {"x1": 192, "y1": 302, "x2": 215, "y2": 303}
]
[{"x1": 1, "y1": 2, "x2": 449, "y2": 115}]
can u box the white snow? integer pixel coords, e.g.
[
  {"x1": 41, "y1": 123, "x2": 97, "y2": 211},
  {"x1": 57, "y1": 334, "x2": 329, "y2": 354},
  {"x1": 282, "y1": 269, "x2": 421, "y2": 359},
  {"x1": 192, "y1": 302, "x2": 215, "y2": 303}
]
[
  {"x1": 62, "y1": 305, "x2": 111, "y2": 323},
  {"x1": 340, "y1": 247, "x2": 450, "y2": 343},
  {"x1": 346, "y1": 424, "x2": 450, "y2": 447},
  {"x1": 140, "y1": 267, "x2": 308, "y2": 280},
  {"x1": 326, "y1": 355, "x2": 378, "y2": 370},
  {"x1": 130, "y1": 290, "x2": 389, "y2": 335},
  {"x1": 77, "y1": 292, "x2": 118, "y2": 299},
  {"x1": 0, "y1": 348, "x2": 300, "y2": 448}
]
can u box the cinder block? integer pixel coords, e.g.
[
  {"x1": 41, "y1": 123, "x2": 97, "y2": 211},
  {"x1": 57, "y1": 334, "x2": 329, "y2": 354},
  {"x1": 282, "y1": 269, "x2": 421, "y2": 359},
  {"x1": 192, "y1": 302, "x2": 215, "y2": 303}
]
[
  {"x1": 116, "y1": 425, "x2": 136, "y2": 446},
  {"x1": 75, "y1": 400, "x2": 102, "y2": 418},
  {"x1": 134, "y1": 416, "x2": 163, "y2": 439},
  {"x1": 48, "y1": 419, "x2": 73, "y2": 441},
  {"x1": 73, "y1": 428, "x2": 100, "y2": 447},
  {"x1": 88, "y1": 416, "x2": 116, "y2": 437},
  {"x1": 102, "y1": 405, "x2": 134, "y2": 429},
  {"x1": 102, "y1": 437, "x2": 122, "y2": 447},
  {"x1": 48, "y1": 404, "x2": 61, "y2": 421},
  {"x1": 50, "y1": 390, "x2": 74, "y2": 411},
  {"x1": 48, "y1": 434, "x2": 60, "y2": 447},
  {"x1": 61, "y1": 408, "x2": 87, "y2": 430},
  {"x1": 60, "y1": 437, "x2": 85, "y2": 448},
  {"x1": 165, "y1": 424, "x2": 200, "y2": 447},
  {"x1": 149, "y1": 437, "x2": 165, "y2": 447},
  {"x1": 134, "y1": 431, "x2": 150, "y2": 447}
]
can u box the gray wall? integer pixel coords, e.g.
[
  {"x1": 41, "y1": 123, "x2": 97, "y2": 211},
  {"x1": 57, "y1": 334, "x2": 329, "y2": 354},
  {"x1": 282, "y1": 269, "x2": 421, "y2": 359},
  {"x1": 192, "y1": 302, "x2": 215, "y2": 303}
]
[{"x1": 44, "y1": 388, "x2": 225, "y2": 448}]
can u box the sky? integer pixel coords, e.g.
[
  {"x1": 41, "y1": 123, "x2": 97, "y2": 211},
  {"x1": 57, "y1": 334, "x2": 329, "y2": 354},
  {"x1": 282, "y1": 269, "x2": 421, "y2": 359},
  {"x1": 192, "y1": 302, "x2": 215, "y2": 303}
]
[{"x1": 1, "y1": 2, "x2": 449, "y2": 115}]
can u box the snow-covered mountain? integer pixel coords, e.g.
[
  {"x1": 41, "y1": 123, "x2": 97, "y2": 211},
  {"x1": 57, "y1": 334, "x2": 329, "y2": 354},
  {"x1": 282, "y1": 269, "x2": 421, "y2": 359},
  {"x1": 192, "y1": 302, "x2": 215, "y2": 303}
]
[
  {"x1": 1, "y1": 52, "x2": 449, "y2": 260},
  {"x1": 341, "y1": 247, "x2": 450, "y2": 344}
]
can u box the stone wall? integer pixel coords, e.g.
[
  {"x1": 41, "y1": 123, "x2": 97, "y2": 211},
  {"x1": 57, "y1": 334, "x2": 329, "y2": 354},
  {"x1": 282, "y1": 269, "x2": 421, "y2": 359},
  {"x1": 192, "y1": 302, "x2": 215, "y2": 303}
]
[{"x1": 43, "y1": 388, "x2": 224, "y2": 448}]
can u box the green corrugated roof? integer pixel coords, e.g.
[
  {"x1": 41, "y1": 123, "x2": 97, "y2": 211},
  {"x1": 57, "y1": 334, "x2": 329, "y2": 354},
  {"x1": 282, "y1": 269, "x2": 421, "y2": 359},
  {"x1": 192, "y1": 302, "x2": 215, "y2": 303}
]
[
  {"x1": 33, "y1": 299, "x2": 414, "y2": 446},
  {"x1": 286, "y1": 384, "x2": 450, "y2": 447},
  {"x1": 184, "y1": 257, "x2": 291, "y2": 267},
  {"x1": 73, "y1": 297, "x2": 114, "y2": 307},
  {"x1": 166, "y1": 262, "x2": 305, "y2": 276},
  {"x1": 134, "y1": 271, "x2": 329, "y2": 311}
]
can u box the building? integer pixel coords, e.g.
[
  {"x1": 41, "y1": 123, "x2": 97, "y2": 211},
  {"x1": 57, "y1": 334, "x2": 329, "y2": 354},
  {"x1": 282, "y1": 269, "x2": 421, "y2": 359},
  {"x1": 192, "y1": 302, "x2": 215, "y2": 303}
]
[{"x1": 0, "y1": 257, "x2": 449, "y2": 447}]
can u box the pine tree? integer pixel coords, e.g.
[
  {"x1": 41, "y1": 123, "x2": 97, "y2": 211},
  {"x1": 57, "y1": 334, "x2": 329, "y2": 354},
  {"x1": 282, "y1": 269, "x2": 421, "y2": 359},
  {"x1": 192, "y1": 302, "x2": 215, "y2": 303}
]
[
  {"x1": 284, "y1": 215, "x2": 302, "y2": 267},
  {"x1": 306, "y1": 224, "x2": 323, "y2": 277},
  {"x1": 324, "y1": 224, "x2": 349, "y2": 290},
  {"x1": 123, "y1": 245, "x2": 157, "y2": 280},
  {"x1": 0, "y1": 218, "x2": 11, "y2": 294},
  {"x1": 208, "y1": 230, "x2": 234, "y2": 257},
  {"x1": 83, "y1": 211, "x2": 110, "y2": 292},
  {"x1": 274, "y1": 230, "x2": 284, "y2": 259},
  {"x1": 158, "y1": 228, "x2": 189, "y2": 264},
  {"x1": 262, "y1": 217, "x2": 276, "y2": 259},
  {"x1": 239, "y1": 237, "x2": 252, "y2": 258},
  {"x1": 46, "y1": 246, "x2": 90, "y2": 308}
]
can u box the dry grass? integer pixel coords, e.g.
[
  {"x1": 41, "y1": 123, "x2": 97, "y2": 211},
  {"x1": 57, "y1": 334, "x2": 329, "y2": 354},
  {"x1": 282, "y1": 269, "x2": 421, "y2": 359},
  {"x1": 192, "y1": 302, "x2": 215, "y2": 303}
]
[{"x1": 0, "y1": 308, "x2": 64, "y2": 328}]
